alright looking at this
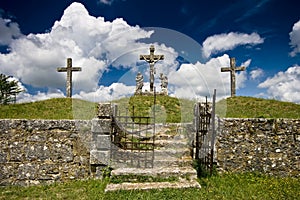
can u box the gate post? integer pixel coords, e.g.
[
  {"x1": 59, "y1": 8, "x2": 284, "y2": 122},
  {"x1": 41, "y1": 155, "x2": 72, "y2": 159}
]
[{"x1": 90, "y1": 103, "x2": 112, "y2": 178}]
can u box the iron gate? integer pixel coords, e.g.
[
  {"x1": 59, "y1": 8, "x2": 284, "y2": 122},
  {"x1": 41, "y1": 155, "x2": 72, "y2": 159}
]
[
  {"x1": 194, "y1": 89, "x2": 217, "y2": 175},
  {"x1": 110, "y1": 104, "x2": 155, "y2": 168}
]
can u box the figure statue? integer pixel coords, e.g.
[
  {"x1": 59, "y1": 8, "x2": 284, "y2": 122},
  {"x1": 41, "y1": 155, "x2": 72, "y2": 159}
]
[
  {"x1": 135, "y1": 72, "x2": 144, "y2": 94},
  {"x1": 160, "y1": 73, "x2": 168, "y2": 95}
]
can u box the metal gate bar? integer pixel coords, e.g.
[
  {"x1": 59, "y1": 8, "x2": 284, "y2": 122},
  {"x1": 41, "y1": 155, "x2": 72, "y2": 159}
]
[
  {"x1": 110, "y1": 104, "x2": 155, "y2": 168},
  {"x1": 194, "y1": 89, "x2": 217, "y2": 175}
]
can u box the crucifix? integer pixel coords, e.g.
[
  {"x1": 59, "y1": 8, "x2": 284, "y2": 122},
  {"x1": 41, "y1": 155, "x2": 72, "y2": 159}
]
[
  {"x1": 57, "y1": 58, "x2": 82, "y2": 98},
  {"x1": 221, "y1": 57, "x2": 245, "y2": 97},
  {"x1": 140, "y1": 45, "x2": 164, "y2": 92}
]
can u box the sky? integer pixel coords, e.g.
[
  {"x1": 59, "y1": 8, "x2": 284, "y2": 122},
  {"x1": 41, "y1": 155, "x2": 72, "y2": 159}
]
[{"x1": 0, "y1": 0, "x2": 300, "y2": 103}]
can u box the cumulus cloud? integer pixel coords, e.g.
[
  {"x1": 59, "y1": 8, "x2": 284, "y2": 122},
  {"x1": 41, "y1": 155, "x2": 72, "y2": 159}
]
[
  {"x1": 250, "y1": 68, "x2": 264, "y2": 80},
  {"x1": 236, "y1": 59, "x2": 251, "y2": 89},
  {"x1": 0, "y1": 18, "x2": 22, "y2": 45},
  {"x1": 202, "y1": 32, "x2": 264, "y2": 58},
  {"x1": 258, "y1": 65, "x2": 300, "y2": 103},
  {"x1": 0, "y1": 3, "x2": 253, "y2": 103},
  {"x1": 17, "y1": 89, "x2": 65, "y2": 103},
  {"x1": 168, "y1": 54, "x2": 249, "y2": 100},
  {"x1": 73, "y1": 82, "x2": 135, "y2": 102},
  {"x1": 0, "y1": 2, "x2": 170, "y2": 102},
  {"x1": 289, "y1": 20, "x2": 300, "y2": 57}
]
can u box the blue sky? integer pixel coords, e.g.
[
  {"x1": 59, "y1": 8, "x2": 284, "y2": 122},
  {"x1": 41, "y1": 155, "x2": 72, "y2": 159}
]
[{"x1": 0, "y1": 0, "x2": 300, "y2": 103}]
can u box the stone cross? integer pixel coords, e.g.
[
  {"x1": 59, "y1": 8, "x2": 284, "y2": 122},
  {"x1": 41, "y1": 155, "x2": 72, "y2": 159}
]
[
  {"x1": 57, "y1": 58, "x2": 82, "y2": 98},
  {"x1": 140, "y1": 45, "x2": 164, "y2": 92},
  {"x1": 221, "y1": 57, "x2": 245, "y2": 97}
]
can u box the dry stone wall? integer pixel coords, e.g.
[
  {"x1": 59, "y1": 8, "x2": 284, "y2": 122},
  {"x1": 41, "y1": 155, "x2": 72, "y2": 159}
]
[
  {"x1": 1, "y1": 115, "x2": 299, "y2": 186},
  {"x1": 216, "y1": 118, "x2": 300, "y2": 177},
  {"x1": 0, "y1": 119, "x2": 92, "y2": 186}
]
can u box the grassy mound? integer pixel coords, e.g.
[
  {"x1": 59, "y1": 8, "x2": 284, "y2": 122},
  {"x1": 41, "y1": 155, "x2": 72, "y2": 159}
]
[
  {"x1": 0, "y1": 98, "x2": 97, "y2": 119},
  {"x1": 0, "y1": 96, "x2": 299, "y2": 120},
  {"x1": 116, "y1": 95, "x2": 195, "y2": 123},
  {"x1": 217, "y1": 96, "x2": 300, "y2": 119}
]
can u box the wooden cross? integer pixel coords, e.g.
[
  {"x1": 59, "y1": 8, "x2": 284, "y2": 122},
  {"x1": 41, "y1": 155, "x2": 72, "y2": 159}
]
[
  {"x1": 140, "y1": 45, "x2": 164, "y2": 92},
  {"x1": 57, "y1": 58, "x2": 82, "y2": 98},
  {"x1": 221, "y1": 57, "x2": 245, "y2": 97}
]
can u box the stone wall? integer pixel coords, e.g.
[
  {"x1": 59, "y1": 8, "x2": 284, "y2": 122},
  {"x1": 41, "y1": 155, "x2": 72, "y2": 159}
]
[
  {"x1": 216, "y1": 118, "x2": 300, "y2": 177},
  {"x1": 1, "y1": 116, "x2": 299, "y2": 186},
  {"x1": 0, "y1": 119, "x2": 92, "y2": 186}
]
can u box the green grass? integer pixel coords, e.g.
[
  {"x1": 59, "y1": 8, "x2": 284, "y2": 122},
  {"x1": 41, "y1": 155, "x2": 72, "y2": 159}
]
[
  {"x1": 1, "y1": 173, "x2": 299, "y2": 199},
  {"x1": 114, "y1": 95, "x2": 195, "y2": 123},
  {"x1": 0, "y1": 98, "x2": 97, "y2": 119},
  {"x1": 0, "y1": 96, "x2": 299, "y2": 120},
  {"x1": 217, "y1": 96, "x2": 300, "y2": 118}
]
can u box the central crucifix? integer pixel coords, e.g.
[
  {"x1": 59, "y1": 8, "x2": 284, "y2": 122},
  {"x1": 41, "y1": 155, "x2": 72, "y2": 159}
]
[
  {"x1": 140, "y1": 45, "x2": 164, "y2": 92},
  {"x1": 221, "y1": 57, "x2": 245, "y2": 97}
]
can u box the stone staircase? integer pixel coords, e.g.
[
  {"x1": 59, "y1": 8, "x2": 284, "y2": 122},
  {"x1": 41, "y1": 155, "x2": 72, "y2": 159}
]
[{"x1": 105, "y1": 124, "x2": 200, "y2": 192}]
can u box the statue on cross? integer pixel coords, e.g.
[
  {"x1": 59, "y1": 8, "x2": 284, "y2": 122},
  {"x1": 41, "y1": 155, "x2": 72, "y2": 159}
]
[
  {"x1": 140, "y1": 45, "x2": 164, "y2": 92},
  {"x1": 57, "y1": 58, "x2": 82, "y2": 98},
  {"x1": 221, "y1": 57, "x2": 245, "y2": 97}
]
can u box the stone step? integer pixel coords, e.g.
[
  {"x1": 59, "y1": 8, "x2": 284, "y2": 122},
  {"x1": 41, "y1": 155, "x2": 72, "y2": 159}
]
[
  {"x1": 109, "y1": 150, "x2": 192, "y2": 168},
  {"x1": 109, "y1": 156, "x2": 193, "y2": 169},
  {"x1": 105, "y1": 179, "x2": 201, "y2": 192},
  {"x1": 111, "y1": 166, "x2": 197, "y2": 179},
  {"x1": 153, "y1": 157, "x2": 193, "y2": 168},
  {"x1": 154, "y1": 140, "x2": 188, "y2": 148},
  {"x1": 110, "y1": 148, "x2": 190, "y2": 159},
  {"x1": 154, "y1": 148, "x2": 191, "y2": 158}
]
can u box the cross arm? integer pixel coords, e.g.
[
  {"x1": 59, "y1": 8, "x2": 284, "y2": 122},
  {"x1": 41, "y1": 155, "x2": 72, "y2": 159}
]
[
  {"x1": 153, "y1": 55, "x2": 164, "y2": 60},
  {"x1": 140, "y1": 55, "x2": 150, "y2": 60},
  {"x1": 236, "y1": 66, "x2": 246, "y2": 71},
  {"x1": 221, "y1": 67, "x2": 231, "y2": 72},
  {"x1": 57, "y1": 67, "x2": 67, "y2": 72},
  {"x1": 71, "y1": 67, "x2": 82, "y2": 71}
]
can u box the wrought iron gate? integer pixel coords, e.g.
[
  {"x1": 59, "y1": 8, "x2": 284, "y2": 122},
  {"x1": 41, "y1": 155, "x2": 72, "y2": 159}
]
[
  {"x1": 110, "y1": 104, "x2": 155, "y2": 168},
  {"x1": 194, "y1": 89, "x2": 217, "y2": 175}
]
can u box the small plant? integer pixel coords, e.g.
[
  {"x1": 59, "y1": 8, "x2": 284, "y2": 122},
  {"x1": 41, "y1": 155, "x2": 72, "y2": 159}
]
[{"x1": 102, "y1": 166, "x2": 112, "y2": 179}]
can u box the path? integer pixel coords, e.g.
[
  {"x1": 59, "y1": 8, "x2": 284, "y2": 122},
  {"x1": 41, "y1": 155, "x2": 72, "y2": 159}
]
[{"x1": 105, "y1": 123, "x2": 200, "y2": 192}]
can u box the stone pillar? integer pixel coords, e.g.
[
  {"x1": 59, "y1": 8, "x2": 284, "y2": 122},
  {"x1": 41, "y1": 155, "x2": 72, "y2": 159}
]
[{"x1": 90, "y1": 103, "x2": 112, "y2": 178}]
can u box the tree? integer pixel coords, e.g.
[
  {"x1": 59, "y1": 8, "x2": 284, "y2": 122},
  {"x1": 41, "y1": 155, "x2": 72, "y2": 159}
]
[{"x1": 0, "y1": 73, "x2": 23, "y2": 104}]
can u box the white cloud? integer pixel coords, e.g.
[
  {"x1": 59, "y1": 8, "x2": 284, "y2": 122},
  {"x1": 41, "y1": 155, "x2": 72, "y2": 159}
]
[
  {"x1": 250, "y1": 68, "x2": 264, "y2": 80},
  {"x1": 168, "y1": 54, "x2": 249, "y2": 100},
  {"x1": 0, "y1": 3, "x2": 255, "y2": 103},
  {"x1": 289, "y1": 20, "x2": 300, "y2": 57},
  {"x1": 17, "y1": 89, "x2": 65, "y2": 103},
  {"x1": 236, "y1": 59, "x2": 251, "y2": 89},
  {"x1": 99, "y1": 0, "x2": 114, "y2": 5},
  {"x1": 0, "y1": 18, "x2": 22, "y2": 45},
  {"x1": 202, "y1": 32, "x2": 264, "y2": 58},
  {"x1": 258, "y1": 65, "x2": 300, "y2": 103},
  {"x1": 73, "y1": 82, "x2": 135, "y2": 102},
  {"x1": 0, "y1": 2, "x2": 160, "y2": 101}
]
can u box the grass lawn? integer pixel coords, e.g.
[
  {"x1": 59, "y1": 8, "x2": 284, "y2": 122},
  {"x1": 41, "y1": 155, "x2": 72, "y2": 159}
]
[
  {"x1": 1, "y1": 96, "x2": 299, "y2": 120},
  {"x1": 1, "y1": 173, "x2": 299, "y2": 200},
  {"x1": 216, "y1": 96, "x2": 300, "y2": 118}
]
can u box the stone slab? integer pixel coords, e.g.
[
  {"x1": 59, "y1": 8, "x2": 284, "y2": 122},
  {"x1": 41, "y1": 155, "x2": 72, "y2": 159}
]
[
  {"x1": 96, "y1": 135, "x2": 111, "y2": 150},
  {"x1": 90, "y1": 150, "x2": 110, "y2": 165},
  {"x1": 91, "y1": 118, "x2": 111, "y2": 134},
  {"x1": 105, "y1": 179, "x2": 200, "y2": 192}
]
